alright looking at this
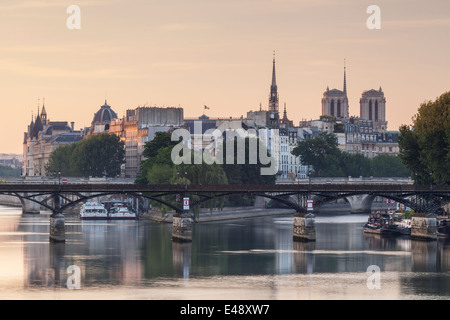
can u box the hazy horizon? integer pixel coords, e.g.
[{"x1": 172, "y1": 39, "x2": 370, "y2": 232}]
[{"x1": 1, "y1": 0, "x2": 449, "y2": 154}]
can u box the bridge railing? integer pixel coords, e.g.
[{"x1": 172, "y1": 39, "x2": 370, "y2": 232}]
[
  {"x1": 276, "y1": 176, "x2": 414, "y2": 185},
  {"x1": 0, "y1": 177, "x2": 136, "y2": 185}
]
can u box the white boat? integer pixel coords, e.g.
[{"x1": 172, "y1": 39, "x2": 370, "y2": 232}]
[
  {"x1": 106, "y1": 202, "x2": 137, "y2": 220},
  {"x1": 80, "y1": 202, "x2": 108, "y2": 220}
]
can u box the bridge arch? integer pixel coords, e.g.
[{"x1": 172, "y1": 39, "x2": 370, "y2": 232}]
[{"x1": 0, "y1": 190, "x2": 185, "y2": 215}]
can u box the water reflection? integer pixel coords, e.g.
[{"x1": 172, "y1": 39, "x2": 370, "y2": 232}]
[
  {"x1": 172, "y1": 242, "x2": 192, "y2": 279},
  {"x1": 1, "y1": 206, "x2": 450, "y2": 298}
]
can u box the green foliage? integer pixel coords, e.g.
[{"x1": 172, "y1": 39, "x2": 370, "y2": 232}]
[
  {"x1": 216, "y1": 137, "x2": 276, "y2": 206},
  {"x1": 398, "y1": 91, "x2": 450, "y2": 185},
  {"x1": 218, "y1": 137, "x2": 277, "y2": 185},
  {"x1": 143, "y1": 131, "x2": 178, "y2": 159},
  {"x1": 292, "y1": 132, "x2": 410, "y2": 177},
  {"x1": 45, "y1": 144, "x2": 79, "y2": 176},
  {"x1": 45, "y1": 133, "x2": 125, "y2": 178},
  {"x1": 371, "y1": 154, "x2": 410, "y2": 177},
  {"x1": 0, "y1": 165, "x2": 21, "y2": 177},
  {"x1": 292, "y1": 132, "x2": 342, "y2": 177},
  {"x1": 135, "y1": 133, "x2": 276, "y2": 210},
  {"x1": 136, "y1": 132, "x2": 178, "y2": 185}
]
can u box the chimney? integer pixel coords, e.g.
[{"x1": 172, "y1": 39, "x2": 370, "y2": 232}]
[{"x1": 71, "y1": 122, "x2": 75, "y2": 130}]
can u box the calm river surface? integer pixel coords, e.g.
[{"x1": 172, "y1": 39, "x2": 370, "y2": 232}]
[{"x1": 0, "y1": 205, "x2": 450, "y2": 300}]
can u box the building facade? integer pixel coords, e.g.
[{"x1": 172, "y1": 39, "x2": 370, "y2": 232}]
[
  {"x1": 360, "y1": 88, "x2": 387, "y2": 132},
  {"x1": 321, "y1": 65, "x2": 349, "y2": 119},
  {"x1": 122, "y1": 107, "x2": 184, "y2": 177},
  {"x1": 23, "y1": 104, "x2": 82, "y2": 176}
]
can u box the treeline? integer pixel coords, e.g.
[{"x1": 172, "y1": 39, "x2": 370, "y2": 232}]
[
  {"x1": 0, "y1": 165, "x2": 21, "y2": 177},
  {"x1": 45, "y1": 133, "x2": 125, "y2": 177},
  {"x1": 292, "y1": 131, "x2": 411, "y2": 178},
  {"x1": 398, "y1": 91, "x2": 449, "y2": 185},
  {"x1": 135, "y1": 131, "x2": 276, "y2": 211}
]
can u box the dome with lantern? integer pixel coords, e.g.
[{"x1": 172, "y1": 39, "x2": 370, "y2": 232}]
[{"x1": 91, "y1": 100, "x2": 118, "y2": 125}]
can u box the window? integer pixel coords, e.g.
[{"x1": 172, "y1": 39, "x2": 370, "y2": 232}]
[{"x1": 375, "y1": 100, "x2": 379, "y2": 121}]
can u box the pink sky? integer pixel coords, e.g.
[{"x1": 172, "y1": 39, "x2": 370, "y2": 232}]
[{"x1": 1, "y1": 0, "x2": 449, "y2": 154}]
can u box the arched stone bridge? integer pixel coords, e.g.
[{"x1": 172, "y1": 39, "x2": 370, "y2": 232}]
[{"x1": 0, "y1": 183, "x2": 448, "y2": 242}]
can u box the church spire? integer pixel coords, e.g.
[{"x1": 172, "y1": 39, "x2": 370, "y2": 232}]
[
  {"x1": 271, "y1": 51, "x2": 277, "y2": 89},
  {"x1": 343, "y1": 59, "x2": 347, "y2": 96},
  {"x1": 41, "y1": 98, "x2": 47, "y2": 125},
  {"x1": 268, "y1": 51, "x2": 279, "y2": 113}
]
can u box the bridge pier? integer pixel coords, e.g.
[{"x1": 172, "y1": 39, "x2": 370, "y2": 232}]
[
  {"x1": 411, "y1": 214, "x2": 437, "y2": 241},
  {"x1": 49, "y1": 213, "x2": 65, "y2": 242},
  {"x1": 172, "y1": 212, "x2": 193, "y2": 242},
  {"x1": 293, "y1": 213, "x2": 316, "y2": 242},
  {"x1": 49, "y1": 194, "x2": 65, "y2": 243}
]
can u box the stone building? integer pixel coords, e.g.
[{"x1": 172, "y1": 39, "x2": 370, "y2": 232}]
[
  {"x1": 360, "y1": 88, "x2": 387, "y2": 132},
  {"x1": 321, "y1": 64, "x2": 349, "y2": 119},
  {"x1": 342, "y1": 117, "x2": 398, "y2": 158},
  {"x1": 22, "y1": 104, "x2": 82, "y2": 176},
  {"x1": 87, "y1": 100, "x2": 119, "y2": 136},
  {"x1": 82, "y1": 101, "x2": 184, "y2": 178},
  {"x1": 121, "y1": 106, "x2": 184, "y2": 177}
]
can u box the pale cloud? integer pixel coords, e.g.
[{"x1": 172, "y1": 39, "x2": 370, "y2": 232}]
[
  {"x1": 0, "y1": 58, "x2": 136, "y2": 79},
  {"x1": 383, "y1": 18, "x2": 450, "y2": 28},
  {"x1": 329, "y1": 37, "x2": 388, "y2": 45},
  {"x1": 0, "y1": 45, "x2": 69, "y2": 54},
  {"x1": 0, "y1": 0, "x2": 119, "y2": 10},
  {"x1": 157, "y1": 22, "x2": 213, "y2": 32}
]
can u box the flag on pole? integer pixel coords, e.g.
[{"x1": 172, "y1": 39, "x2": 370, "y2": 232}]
[{"x1": 204, "y1": 105, "x2": 210, "y2": 110}]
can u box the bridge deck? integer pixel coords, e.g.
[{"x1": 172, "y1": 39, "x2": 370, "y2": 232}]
[{"x1": 0, "y1": 183, "x2": 448, "y2": 193}]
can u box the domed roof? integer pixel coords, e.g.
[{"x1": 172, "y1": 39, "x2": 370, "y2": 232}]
[
  {"x1": 43, "y1": 122, "x2": 73, "y2": 135},
  {"x1": 92, "y1": 100, "x2": 118, "y2": 125}
]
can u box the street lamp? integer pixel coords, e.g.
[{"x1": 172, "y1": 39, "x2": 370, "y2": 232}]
[
  {"x1": 53, "y1": 171, "x2": 61, "y2": 186},
  {"x1": 308, "y1": 168, "x2": 312, "y2": 191},
  {"x1": 429, "y1": 170, "x2": 433, "y2": 193}
]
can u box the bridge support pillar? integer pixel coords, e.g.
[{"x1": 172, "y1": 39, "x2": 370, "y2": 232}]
[
  {"x1": 293, "y1": 213, "x2": 316, "y2": 242},
  {"x1": 172, "y1": 213, "x2": 193, "y2": 242},
  {"x1": 411, "y1": 214, "x2": 437, "y2": 241},
  {"x1": 49, "y1": 213, "x2": 65, "y2": 242},
  {"x1": 49, "y1": 194, "x2": 65, "y2": 242}
]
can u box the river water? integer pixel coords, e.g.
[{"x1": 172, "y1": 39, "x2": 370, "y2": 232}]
[{"x1": 0, "y1": 205, "x2": 450, "y2": 300}]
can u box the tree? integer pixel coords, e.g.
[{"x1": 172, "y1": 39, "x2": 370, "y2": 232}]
[
  {"x1": 292, "y1": 131, "x2": 343, "y2": 177},
  {"x1": 136, "y1": 133, "x2": 230, "y2": 212},
  {"x1": 218, "y1": 137, "x2": 277, "y2": 185},
  {"x1": 45, "y1": 133, "x2": 125, "y2": 178},
  {"x1": 45, "y1": 143, "x2": 78, "y2": 177},
  {"x1": 142, "y1": 131, "x2": 178, "y2": 159},
  {"x1": 340, "y1": 152, "x2": 371, "y2": 177},
  {"x1": 136, "y1": 132, "x2": 178, "y2": 184},
  {"x1": 292, "y1": 132, "x2": 410, "y2": 178},
  {"x1": 75, "y1": 133, "x2": 125, "y2": 177},
  {"x1": 398, "y1": 91, "x2": 450, "y2": 185},
  {"x1": 371, "y1": 154, "x2": 410, "y2": 178},
  {"x1": 0, "y1": 165, "x2": 21, "y2": 177}
]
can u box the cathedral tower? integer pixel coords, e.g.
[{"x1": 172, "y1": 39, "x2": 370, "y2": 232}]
[
  {"x1": 321, "y1": 61, "x2": 350, "y2": 119},
  {"x1": 360, "y1": 87, "x2": 387, "y2": 132}
]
